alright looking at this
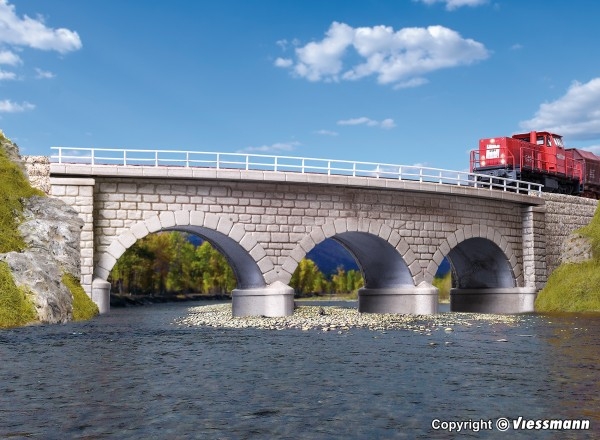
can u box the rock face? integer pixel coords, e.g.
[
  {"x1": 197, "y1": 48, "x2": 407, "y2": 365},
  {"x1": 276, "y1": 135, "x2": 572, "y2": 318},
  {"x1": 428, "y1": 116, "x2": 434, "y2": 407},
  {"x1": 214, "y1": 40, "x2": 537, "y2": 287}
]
[
  {"x1": 0, "y1": 136, "x2": 84, "y2": 324},
  {"x1": 560, "y1": 233, "x2": 593, "y2": 265}
]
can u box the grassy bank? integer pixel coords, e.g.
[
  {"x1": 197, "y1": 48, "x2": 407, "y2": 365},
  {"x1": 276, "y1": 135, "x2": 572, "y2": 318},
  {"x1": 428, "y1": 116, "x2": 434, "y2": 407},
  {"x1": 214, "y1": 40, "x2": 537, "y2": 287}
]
[
  {"x1": 0, "y1": 262, "x2": 37, "y2": 327},
  {"x1": 535, "y1": 205, "x2": 600, "y2": 313}
]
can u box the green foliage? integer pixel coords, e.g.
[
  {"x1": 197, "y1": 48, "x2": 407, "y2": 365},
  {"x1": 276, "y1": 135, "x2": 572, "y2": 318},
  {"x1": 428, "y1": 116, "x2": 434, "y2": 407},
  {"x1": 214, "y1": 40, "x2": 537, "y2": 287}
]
[
  {"x1": 0, "y1": 135, "x2": 44, "y2": 253},
  {"x1": 0, "y1": 261, "x2": 37, "y2": 328},
  {"x1": 536, "y1": 204, "x2": 600, "y2": 313},
  {"x1": 433, "y1": 271, "x2": 452, "y2": 303},
  {"x1": 62, "y1": 273, "x2": 99, "y2": 321},
  {"x1": 109, "y1": 232, "x2": 236, "y2": 296},
  {"x1": 535, "y1": 261, "x2": 600, "y2": 312},
  {"x1": 290, "y1": 258, "x2": 363, "y2": 296}
]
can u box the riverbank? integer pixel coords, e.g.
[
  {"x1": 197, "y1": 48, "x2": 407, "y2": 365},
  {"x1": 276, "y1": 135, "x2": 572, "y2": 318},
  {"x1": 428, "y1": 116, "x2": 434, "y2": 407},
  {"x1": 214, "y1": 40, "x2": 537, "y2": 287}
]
[{"x1": 175, "y1": 303, "x2": 518, "y2": 332}]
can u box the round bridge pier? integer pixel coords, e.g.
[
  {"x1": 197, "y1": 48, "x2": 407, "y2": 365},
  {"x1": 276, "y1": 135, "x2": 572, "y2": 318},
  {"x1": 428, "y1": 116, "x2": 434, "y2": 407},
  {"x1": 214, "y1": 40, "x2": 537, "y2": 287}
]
[
  {"x1": 450, "y1": 288, "x2": 537, "y2": 314},
  {"x1": 232, "y1": 281, "x2": 295, "y2": 317},
  {"x1": 358, "y1": 283, "x2": 439, "y2": 315}
]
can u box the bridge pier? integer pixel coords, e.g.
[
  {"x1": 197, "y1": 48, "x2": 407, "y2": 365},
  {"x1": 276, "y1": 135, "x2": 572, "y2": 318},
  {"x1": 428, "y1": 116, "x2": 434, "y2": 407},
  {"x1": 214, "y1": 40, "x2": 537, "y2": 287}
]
[
  {"x1": 232, "y1": 281, "x2": 295, "y2": 317},
  {"x1": 450, "y1": 288, "x2": 537, "y2": 314},
  {"x1": 92, "y1": 278, "x2": 111, "y2": 314},
  {"x1": 358, "y1": 282, "x2": 439, "y2": 315}
]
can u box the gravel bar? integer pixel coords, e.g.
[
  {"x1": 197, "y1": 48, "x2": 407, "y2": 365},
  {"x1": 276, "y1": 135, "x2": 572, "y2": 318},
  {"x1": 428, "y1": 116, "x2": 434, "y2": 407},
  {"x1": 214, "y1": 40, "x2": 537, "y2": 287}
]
[{"x1": 175, "y1": 303, "x2": 519, "y2": 332}]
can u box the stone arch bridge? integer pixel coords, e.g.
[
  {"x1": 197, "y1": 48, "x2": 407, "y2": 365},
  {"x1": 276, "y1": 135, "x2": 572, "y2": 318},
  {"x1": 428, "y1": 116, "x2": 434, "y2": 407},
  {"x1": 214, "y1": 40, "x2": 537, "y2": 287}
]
[{"x1": 44, "y1": 151, "x2": 597, "y2": 317}]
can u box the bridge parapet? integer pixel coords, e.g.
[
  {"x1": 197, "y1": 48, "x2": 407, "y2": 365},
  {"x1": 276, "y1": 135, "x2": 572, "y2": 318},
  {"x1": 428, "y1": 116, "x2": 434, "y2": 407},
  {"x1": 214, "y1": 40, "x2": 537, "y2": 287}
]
[{"x1": 50, "y1": 147, "x2": 543, "y2": 195}]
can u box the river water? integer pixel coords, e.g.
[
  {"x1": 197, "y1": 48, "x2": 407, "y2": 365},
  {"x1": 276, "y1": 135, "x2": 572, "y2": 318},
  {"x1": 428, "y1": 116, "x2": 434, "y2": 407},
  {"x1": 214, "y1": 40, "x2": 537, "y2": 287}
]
[{"x1": 1, "y1": 301, "x2": 598, "y2": 439}]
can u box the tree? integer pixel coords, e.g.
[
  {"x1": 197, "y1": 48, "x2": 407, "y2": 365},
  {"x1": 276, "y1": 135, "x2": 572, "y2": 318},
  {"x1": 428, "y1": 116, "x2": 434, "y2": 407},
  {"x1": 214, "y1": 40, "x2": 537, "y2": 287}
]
[{"x1": 109, "y1": 232, "x2": 236, "y2": 296}]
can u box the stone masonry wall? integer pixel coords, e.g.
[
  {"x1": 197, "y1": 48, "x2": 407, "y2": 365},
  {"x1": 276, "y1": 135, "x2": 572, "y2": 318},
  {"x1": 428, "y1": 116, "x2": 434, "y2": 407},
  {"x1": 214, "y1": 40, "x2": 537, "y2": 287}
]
[
  {"x1": 88, "y1": 177, "x2": 529, "y2": 288},
  {"x1": 23, "y1": 155, "x2": 51, "y2": 194},
  {"x1": 541, "y1": 193, "x2": 598, "y2": 274},
  {"x1": 50, "y1": 178, "x2": 96, "y2": 294}
]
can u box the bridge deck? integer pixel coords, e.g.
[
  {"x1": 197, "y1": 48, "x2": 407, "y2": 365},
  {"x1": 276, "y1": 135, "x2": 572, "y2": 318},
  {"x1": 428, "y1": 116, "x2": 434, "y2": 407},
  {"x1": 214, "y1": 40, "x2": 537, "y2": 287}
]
[{"x1": 50, "y1": 162, "x2": 544, "y2": 206}]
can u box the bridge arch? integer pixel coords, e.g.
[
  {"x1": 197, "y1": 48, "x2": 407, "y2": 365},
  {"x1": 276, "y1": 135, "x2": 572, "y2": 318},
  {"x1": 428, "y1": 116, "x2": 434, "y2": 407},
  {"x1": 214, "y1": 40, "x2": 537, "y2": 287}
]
[
  {"x1": 279, "y1": 218, "x2": 418, "y2": 288},
  {"x1": 94, "y1": 210, "x2": 274, "y2": 289},
  {"x1": 424, "y1": 225, "x2": 521, "y2": 287}
]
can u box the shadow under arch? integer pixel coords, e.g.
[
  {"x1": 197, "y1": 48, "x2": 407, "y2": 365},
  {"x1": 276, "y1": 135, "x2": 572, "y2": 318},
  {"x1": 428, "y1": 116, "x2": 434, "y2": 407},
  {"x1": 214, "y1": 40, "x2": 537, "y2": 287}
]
[
  {"x1": 447, "y1": 237, "x2": 516, "y2": 289},
  {"x1": 332, "y1": 232, "x2": 413, "y2": 288},
  {"x1": 163, "y1": 226, "x2": 265, "y2": 289}
]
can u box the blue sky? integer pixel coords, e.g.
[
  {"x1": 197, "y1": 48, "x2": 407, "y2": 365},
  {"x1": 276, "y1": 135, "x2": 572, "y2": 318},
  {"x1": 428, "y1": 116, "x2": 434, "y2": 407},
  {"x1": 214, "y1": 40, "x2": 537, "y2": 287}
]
[{"x1": 1, "y1": 0, "x2": 600, "y2": 171}]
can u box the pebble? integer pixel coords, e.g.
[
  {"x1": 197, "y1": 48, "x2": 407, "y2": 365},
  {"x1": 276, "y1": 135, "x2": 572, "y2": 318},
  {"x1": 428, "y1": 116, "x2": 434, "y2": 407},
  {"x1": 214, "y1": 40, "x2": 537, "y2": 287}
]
[{"x1": 175, "y1": 304, "x2": 518, "y2": 333}]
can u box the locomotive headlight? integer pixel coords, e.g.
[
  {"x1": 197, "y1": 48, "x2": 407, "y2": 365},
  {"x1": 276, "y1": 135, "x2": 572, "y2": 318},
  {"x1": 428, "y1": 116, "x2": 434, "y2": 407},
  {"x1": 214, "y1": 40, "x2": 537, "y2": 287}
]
[
  {"x1": 500, "y1": 158, "x2": 506, "y2": 164},
  {"x1": 481, "y1": 159, "x2": 486, "y2": 167}
]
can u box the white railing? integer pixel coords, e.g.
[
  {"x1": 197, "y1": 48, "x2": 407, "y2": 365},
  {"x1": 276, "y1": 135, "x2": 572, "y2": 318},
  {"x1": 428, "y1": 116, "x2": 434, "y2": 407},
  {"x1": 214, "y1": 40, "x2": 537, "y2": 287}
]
[{"x1": 50, "y1": 147, "x2": 543, "y2": 195}]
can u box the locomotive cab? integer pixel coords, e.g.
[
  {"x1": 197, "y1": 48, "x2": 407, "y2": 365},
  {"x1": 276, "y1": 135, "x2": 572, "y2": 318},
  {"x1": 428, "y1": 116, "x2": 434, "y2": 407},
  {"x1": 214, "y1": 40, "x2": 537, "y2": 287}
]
[{"x1": 512, "y1": 131, "x2": 566, "y2": 174}]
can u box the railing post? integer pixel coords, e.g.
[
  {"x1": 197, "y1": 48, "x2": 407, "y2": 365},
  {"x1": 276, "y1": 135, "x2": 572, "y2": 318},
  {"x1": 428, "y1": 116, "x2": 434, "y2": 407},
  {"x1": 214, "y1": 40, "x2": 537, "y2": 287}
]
[
  {"x1": 328, "y1": 161, "x2": 331, "y2": 176},
  {"x1": 216, "y1": 153, "x2": 220, "y2": 170},
  {"x1": 245, "y1": 155, "x2": 249, "y2": 171},
  {"x1": 186, "y1": 151, "x2": 189, "y2": 168},
  {"x1": 302, "y1": 158, "x2": 305, "y2": 174},
  {"x1": 57, "y1": 147, "x2": 63, "y2": 164},
  {"x1": 154, "y1": 151, "x2": 158, "y2": 166},
  {"x1": 123, "y1": 150, "x2": 127, "y2": 166},
  {"x1": 91, "y1": 149, "x2": 95, "y2": 166},
  {"x1": 352, "y1": 162, "x2": 356, "y2": 177},
  {"x1": 274, "y1": 156, "x2": 278, "y2": 172}
]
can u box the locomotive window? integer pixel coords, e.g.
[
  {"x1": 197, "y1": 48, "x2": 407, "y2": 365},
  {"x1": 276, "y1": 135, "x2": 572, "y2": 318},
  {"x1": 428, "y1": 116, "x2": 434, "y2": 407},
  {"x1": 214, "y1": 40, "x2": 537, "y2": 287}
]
[{"x1": 554, "y1": 136, "x2": 563, "y2": 147}]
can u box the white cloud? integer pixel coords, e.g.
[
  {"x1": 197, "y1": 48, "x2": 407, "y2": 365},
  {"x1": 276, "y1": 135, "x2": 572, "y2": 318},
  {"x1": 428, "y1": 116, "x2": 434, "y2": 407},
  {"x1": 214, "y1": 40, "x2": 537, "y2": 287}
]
[
  {"x1": 0, "y1": 49, "x2": 21, "y2": 65},
  {"x1": 35, "y1": 67, "x2": 55, "y2": 79},
  {"x1": 274, "y1": 57, "x2": 293, "y2": 68},
  {"x1": 0, "y1": 99, "x2": 35, "y2": 112},
  {"x1": 338, "y1": 116, "x2": 379, "y2": 127},
  {"x1": 415, "y1": 0, "x2": 488, "y2": 10},
  {"x1": 337, "y1": 116, "x2": 396, "y2": 129},
  {"x1": 393, "y1": 77, "x2": 429, "y2": 89},
  {"x1": 276, "y1": 22, "x2": 488, "y2": 88},
  {"x1": 520, "y1": 78, "x2": 600, "y2": 140},
  {"x1": 0, "y1": 69, "x2": 15, "y2": 80},
  {"x1": 0, "y1": 0, "x2": 82, "y2": 53},
  {"x1": 239, "y1": 141, "x2": 300, "y2": 154},
  {"x1": 380, "y1": 118, "x2": 396, "y2": 129},
  {"x1": 315, "y1": 129, "x2": 339, "y2": 136}
]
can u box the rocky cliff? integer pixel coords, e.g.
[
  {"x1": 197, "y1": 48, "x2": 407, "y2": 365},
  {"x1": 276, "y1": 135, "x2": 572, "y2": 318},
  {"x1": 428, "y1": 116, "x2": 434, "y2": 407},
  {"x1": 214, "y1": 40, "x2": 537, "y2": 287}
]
[{"x1": 0, "y1": 131, "x2": 96, "y2": 325}]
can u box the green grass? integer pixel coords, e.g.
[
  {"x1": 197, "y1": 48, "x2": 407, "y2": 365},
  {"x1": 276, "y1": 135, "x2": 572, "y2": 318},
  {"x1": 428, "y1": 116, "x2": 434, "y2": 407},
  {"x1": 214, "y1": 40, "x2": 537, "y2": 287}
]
[
  {"x1": 0, "y1": 133, "x2": 44, "y2": 253},
  {"x1": 535, "y1": 204, "x2": 600, "y2": 313},
  {"x1": 62, "y1": 273, "x2": 99, "y2": 321},
  {"x1": 0, "y1": 261, "x2": 37, "y2": 328},
  {"x1": 535, "y1": 260, "x2": 600, "y2": 312}
]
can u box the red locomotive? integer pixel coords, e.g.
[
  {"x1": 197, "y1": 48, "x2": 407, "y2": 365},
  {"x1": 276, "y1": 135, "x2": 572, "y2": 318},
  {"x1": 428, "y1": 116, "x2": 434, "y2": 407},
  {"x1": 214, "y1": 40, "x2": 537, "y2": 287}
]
[{"x1": 470, "y1": 131, "x2": 600, "y2": 198}]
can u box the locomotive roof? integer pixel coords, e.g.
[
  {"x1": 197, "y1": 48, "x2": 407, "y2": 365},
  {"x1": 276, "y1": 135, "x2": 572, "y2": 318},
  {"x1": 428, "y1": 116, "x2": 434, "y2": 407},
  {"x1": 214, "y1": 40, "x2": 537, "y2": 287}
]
[{"x1": 512, "y1": 131, "x2": 562, "y2": 138}]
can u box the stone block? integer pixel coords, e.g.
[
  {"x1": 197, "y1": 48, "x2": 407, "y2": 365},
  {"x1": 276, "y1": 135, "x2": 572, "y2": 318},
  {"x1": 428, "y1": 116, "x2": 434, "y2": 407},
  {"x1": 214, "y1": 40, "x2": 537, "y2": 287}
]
[
  {"x1": 173, "y1": 210, "x2": 189, "y2": 226},
  {"x1": 203, "y1": 213, "x2": 219, "y2": 230},
  {"x1": 216, "y1": 217, "x2": 234, "y2": 235},
  {"x1": 107, "y1": 240, "x2": 126, "y2": 260},
  {"x1": 229, "y1": 224, "x2": 246, "y2": 242},
  {"x1": 130, "y1": 221, "x2": 149, "y2": 239},
  {"x1": 159, "y1": 211, "x2": 176, "y2": 228},
  {"x1": 145, "y1": 215, "x2": 162, "y2": 233}
]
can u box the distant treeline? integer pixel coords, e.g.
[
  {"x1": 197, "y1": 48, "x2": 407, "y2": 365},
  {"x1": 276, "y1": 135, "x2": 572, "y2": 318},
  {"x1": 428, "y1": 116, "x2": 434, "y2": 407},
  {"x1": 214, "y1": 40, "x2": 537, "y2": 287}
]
[{"x1": 109, "y1": 232, "x2": 364, "y2": 297}]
